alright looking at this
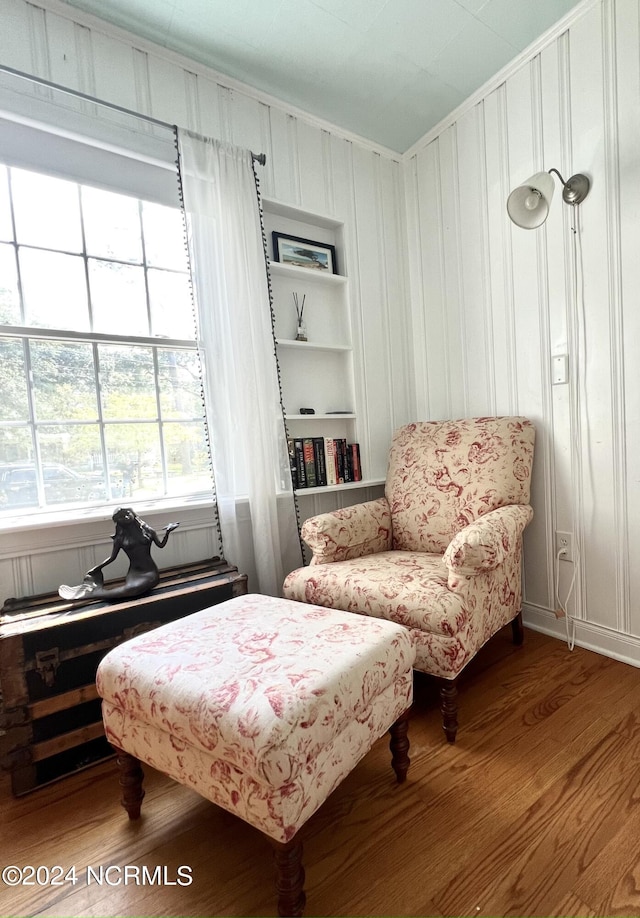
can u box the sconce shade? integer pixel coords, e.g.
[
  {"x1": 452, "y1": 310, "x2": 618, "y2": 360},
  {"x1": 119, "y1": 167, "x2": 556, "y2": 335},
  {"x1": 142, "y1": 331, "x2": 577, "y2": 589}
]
[{"x1": 506, "y1": 171, "x2": 556, "y2": 229}]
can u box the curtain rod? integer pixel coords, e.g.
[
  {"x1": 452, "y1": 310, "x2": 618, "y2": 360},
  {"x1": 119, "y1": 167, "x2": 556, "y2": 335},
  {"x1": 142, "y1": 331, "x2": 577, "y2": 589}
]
[{"x1": 0, "y1": 64, "x2": 267, "y2": 165}]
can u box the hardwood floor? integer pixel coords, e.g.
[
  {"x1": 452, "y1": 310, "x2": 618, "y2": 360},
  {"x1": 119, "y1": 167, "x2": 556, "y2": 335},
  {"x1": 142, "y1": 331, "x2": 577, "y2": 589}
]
[{"x1": 3, "y1": 625, "x2": 640, "y2": 917}]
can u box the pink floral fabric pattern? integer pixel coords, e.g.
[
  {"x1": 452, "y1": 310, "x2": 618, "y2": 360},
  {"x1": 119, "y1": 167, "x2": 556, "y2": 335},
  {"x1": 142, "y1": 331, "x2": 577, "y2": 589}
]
[
  {"x1": 443, "y1": 505, "x2": 533, "y2": 575},
  {"x1": 283, "y1": 416, "x2": 535, "y2": 682},
  {"x1": 97, "y1": 594, "x2": 414, "y2": 843},
  {"x1": 302, "y1": 497, "x2": 392, "y2": 565},
  {"x1": 387, "y1": 416, "x2": 534, "y2": 553}
]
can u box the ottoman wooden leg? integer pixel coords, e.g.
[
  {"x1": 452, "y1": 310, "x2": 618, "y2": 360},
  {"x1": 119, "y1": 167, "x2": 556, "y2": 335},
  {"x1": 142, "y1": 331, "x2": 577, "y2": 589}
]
[
  {"x1": 389, "y1": 707, "x2": 411, "y2": 783},
  {"x1": 270, "y1": 836, "x2": 306, "y2": 917},
  {"x1": 113, "y1": 746, "x2": 145, "y2": 820}
]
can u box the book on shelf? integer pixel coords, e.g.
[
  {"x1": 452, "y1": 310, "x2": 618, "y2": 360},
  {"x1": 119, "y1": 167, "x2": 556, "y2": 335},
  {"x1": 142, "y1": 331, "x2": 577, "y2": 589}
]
[
  {"x1": 324, "y1": 437, "x2": 337, "y2": 486},
  {"x1": 294, "y1": 438, "x2": 306, "y2": 489},
  {"x1": 288, "y1": 438, "x2": 298, "y2": 490},
  {"x1": 335, "y1": 438, "x2": 344, "y2": 483},
  {"x1": 339, "y1": 438, "x2": 351, "y2": 483},
  {"x1": 312, "y1": 437, "x2": 327, "y2": 486},
  {"x1": 287, "y1": 437, "x2": 362, "y2": 490},
  {"x1": 302, "y1": 438, "x2": 317, "y2": 487},
  {"x1": 350, "y1": 442, "x2": 361, "y2": 482}
]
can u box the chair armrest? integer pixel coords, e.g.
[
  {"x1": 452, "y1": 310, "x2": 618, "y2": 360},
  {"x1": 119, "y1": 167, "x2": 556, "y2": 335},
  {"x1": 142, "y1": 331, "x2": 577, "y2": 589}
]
[
  {"x1": 302, "y1": 497, "x2": 392, "y2": 565},
  {"x1": 443, "y1": 505, "x2": 533, "y2": 576}
]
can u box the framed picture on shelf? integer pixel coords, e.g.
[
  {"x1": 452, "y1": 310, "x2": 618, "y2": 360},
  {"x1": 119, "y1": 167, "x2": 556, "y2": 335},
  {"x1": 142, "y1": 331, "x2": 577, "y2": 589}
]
[{"x1": 272, "y1": 232, "x2": 338, "y2": 275}]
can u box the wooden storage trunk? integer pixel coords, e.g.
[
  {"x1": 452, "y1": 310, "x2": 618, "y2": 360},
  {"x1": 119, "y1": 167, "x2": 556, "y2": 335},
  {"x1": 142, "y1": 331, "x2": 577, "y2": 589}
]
[{"x1": 0, "y1": 557, "x2": 247, "y2": 796}]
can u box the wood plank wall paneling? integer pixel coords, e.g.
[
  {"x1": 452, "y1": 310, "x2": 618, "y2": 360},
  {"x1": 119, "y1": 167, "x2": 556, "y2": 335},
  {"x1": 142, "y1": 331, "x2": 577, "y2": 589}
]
[
  {"x1": 483, "y1": 85, "x2": 518, "y2": 417},
  {"x1": 571, "y1": 6, "x2": 618, "y2": 634},
  {"x1": 406, "y1": 0, "x2": 640, "y2": 659},
  {"x1": 436, "y1": 127, "x2": 468, "y2": 419},
  {"x1": 0, "y1": 0, "x2": 413, "y2": 601},
  {"x1": 0, "y1": 0, "x2": 31, "y2": 69},
  {"x1": 382, "y1": 155, "x2": 416, "y2": 425},
  {"x1": 456, "y1": 105, "x2": 494, "y2": 417},
  {"x1": 413, "y1": 142, "x2": 450, "y2": 419},
  {"x1": 91, "y1": 31, "x2": 140, "y2": 112},
  {"x1": 601, "y1": 0, "x2": 628, "y2": 637},
  {"x1": 617, "y1": 0, "x2": 640, "y2": 641}
]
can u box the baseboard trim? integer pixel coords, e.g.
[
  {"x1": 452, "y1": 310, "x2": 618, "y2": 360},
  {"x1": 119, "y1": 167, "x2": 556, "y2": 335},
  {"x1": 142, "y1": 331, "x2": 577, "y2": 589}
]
[{"x1": 523, "y1": 603, "x2": 640, "y2": 670}]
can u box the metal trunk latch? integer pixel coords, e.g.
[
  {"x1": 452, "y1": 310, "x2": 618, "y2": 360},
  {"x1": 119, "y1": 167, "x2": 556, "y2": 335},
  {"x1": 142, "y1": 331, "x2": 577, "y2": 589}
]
[{"x1": 35, "y1": 648, "x2": 60, "y2": 687}]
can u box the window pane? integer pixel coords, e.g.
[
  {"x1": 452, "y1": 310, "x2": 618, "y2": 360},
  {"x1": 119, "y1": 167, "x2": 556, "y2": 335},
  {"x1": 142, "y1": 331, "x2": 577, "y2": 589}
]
[
  {"x1": 0, "y1": 462, "x2": 37, "y2": 508},
  {"x1": 164, "y1": 421, "x2": 213, "y2": 496},
  {"x1": 104, "y1": 422, "x2": 163, "y2": 499},
  {"x1": 0, "y1": 426, "x2": 34, "y2": 464},
  {"x1": 1, "y1": 161, "x2": 207, "y2": 520},
  {"x1": 0, "y1": 427, "x2": 36, "y2": 510},
  {"x1": 11, "y1": 168, "x2": 82, "y2": 252},
  {"x1": 31, "y1": 340, "x2": 98, "y2": 421},
  {"x1": 0, "y1": 166, "x2": 13, "y2": 242},
  {"x1": 148, "y1": 268, "x2": 194, "y2": 339},
  {"x1": 158, "y1": 349, "x2": 203, "y2": 419},
  {"x1": 99, "y1": 344, "x2": 156, "y2": 419},
  {"x1": 104, "y1": 460, "x2": 136, "y2": 502},
  {"x1": 0, "y1": 338, "x2": 29, "y2": 420},
  {"x1": 82, "y1": 186, "x2": 143, "y2": 263},
  {"x1": 142, "y1": 201, "x2": 188, "y2": 270},
  {"x1": 0, "y1": 243, "x2": 21, "y2": 323},
  {"x1": 20, "y1": 248, "x2": 89, "y2": 329},
  {"x1": 37, "y1": 424, "x2": 106, "y2": 505},
  {"x1": 88, "y1": 259, "x2": 148, "y2": 335}
]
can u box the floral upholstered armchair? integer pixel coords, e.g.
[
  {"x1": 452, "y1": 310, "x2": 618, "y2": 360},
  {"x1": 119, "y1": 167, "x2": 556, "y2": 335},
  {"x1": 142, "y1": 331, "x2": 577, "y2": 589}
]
[{"x1": 283, "y1": 416, "x2": 535, "y2": 743}]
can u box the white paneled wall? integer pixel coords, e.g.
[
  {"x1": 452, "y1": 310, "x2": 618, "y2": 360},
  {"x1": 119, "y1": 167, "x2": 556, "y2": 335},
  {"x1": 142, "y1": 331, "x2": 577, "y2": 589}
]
[
  {"x1": 405, "y1": 0, "x2": 640, "y2": 664},
  {"x1": 0, "y1": 0, "x2": 414, "y2": 601}
]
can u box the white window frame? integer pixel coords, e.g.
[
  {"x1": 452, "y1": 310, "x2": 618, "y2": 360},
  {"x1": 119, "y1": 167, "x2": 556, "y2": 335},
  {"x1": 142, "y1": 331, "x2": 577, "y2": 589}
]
[{"x1": 0, "y1": 116, "x2": 215, "y2": 533}]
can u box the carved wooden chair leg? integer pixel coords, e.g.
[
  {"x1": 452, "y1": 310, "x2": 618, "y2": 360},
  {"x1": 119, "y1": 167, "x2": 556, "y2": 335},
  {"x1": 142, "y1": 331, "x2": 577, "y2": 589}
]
[
  {"x1": 511, "y1": 610, "x2": 524, "y2": 646},
  {"x1": 440, "y1": 679, "x2": 459, "y2": 744},
  {"x1": 113, "y1": 746, "x2": 145, "y2": 819},
  {"x1": 270, "y1": 836, "x2": 306, "y2": 917},
  {"x1": 389, "y1": 707, "x2": 411, "y2": 783}
]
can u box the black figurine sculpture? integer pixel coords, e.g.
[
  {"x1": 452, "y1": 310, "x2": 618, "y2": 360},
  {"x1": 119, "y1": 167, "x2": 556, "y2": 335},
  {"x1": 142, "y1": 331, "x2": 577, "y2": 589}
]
[{"x1": 58, "y1": 507, "x2": 179, "y2": 602}]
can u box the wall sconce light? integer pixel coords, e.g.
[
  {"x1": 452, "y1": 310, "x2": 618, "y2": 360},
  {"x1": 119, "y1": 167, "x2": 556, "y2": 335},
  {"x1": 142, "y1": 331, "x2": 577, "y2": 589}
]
[{"x1": 507, "y1": 168, "x2": 590, "y2": 229}]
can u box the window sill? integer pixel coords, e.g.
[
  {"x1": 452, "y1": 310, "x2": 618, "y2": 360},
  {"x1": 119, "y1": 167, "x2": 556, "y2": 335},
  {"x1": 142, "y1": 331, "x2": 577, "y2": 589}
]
[{"x1": 0, "y1": 494, "x2": 217, "y2": 536}]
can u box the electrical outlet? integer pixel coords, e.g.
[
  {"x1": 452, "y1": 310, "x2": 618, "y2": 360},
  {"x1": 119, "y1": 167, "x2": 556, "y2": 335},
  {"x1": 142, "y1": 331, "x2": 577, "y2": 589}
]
[{"x1": 555, "y1": 531, "x2": 573, "y2": 562}]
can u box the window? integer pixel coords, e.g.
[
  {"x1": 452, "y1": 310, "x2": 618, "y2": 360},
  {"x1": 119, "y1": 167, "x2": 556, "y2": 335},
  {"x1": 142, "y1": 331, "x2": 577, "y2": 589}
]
[{"x1": 0, "y1": 163, "x2": 212, "y2": 518}]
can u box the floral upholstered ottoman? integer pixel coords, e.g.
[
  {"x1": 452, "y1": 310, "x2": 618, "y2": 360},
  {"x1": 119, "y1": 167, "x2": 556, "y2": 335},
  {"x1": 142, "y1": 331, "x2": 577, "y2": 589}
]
[{"x1": 96, "y1": 593, "x2": 415, "y2": 917}]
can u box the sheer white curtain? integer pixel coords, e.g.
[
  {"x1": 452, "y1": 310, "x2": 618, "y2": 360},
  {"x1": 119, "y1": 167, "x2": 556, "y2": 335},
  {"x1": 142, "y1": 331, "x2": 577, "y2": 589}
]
[{"x1": 177, "y1": 130, "x2": 302, "y2": 595}]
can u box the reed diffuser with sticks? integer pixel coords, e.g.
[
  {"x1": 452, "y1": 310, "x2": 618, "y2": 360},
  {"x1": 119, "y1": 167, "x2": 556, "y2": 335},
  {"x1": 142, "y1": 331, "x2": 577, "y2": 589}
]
[{"x1": 293, "y1": 292, "x2": 307, "y2": 341}]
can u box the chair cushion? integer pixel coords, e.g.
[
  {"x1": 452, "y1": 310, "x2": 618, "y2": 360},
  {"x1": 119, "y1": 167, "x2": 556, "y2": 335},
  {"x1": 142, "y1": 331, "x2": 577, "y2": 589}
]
[
  {"x1": 386, "y1": 416, "x2": 535, "y2": 553},
  {"x1": 283, "y1": 548, "x2": 523, "y2": 679},
  {"x1": 283, "y1": 551, "x2": 471, "y2": 676},
  {"x1": 97, "y1": 593, "x2": 415, "y2": 788}
]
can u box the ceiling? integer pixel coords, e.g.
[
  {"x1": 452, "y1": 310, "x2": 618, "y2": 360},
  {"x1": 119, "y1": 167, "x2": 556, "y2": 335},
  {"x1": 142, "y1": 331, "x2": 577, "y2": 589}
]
[{"x1": 60, "y1": 0, "x2": 583, "y2": 153}]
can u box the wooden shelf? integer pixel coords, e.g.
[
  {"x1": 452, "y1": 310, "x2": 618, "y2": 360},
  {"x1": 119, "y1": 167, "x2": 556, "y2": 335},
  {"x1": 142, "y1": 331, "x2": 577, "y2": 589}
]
[
  {"x1": 285, "y1": 413, "x2": 356, "y2": 420},
  {"x1": 294, "y1": 478, "x2": 385, "y2": 497},
  {"x1": 276, "y1": 338, "x2": 351, "y2": 353},
  {"x1": 261, "y1": 196, "x2": 342, "y2": 229},
  {"x1": 268, "y1": 260, "x2": 347, "y2": 285}
]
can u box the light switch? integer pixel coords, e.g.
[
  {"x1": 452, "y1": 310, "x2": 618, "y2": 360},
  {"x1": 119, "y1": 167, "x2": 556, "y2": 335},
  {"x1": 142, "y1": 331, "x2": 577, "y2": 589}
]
[{"x1": 552, "y1": 354, "x2": 568, "y2": 385}]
